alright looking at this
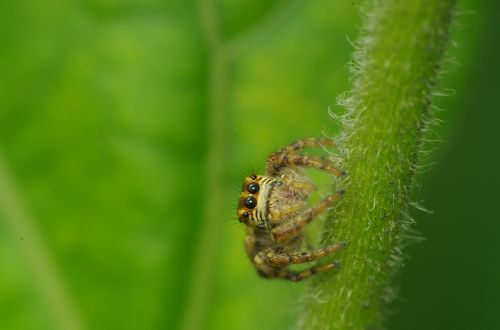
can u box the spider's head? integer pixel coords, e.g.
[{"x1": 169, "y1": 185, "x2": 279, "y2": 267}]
[{"x1": 237, "y1": 174, "x2": 275, "y2": 228}]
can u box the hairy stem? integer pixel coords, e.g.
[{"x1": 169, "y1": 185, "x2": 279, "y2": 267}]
[{"x1": 299, "y1": 0, "x2": 457, "y2": 329}]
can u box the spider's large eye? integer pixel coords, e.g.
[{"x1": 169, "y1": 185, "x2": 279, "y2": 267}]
[
  {"x1": 247, "y1": 182, "x2": 260, "y2": 194},
  {"x1": 244, "y1": 196, "x2": 257, "y2": 209},
  {"x1": 242, "y1": 211, "x2": 249, "y2": 218}
]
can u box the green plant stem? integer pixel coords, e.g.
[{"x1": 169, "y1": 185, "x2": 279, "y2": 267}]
[
  {"x1": 299, "y1": 0, "x2": 457, "y2": 329},
  {"x1": 179, "y1": 1, "x2": 226, "y2": 330}
]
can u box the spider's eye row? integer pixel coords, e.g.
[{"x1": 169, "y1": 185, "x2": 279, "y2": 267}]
[
  {"x1": 242, "y1": 211, "x2": 249, "y2": 218},
  {"x1": 244, "y1": 196, "x2": 257, "y2": 209},
  {"x1": 250, "y1": 174, "x2": 257, "y2": 180},
  {"x1": 247, "y1": 182, "x2": 260, "y2": 194}
]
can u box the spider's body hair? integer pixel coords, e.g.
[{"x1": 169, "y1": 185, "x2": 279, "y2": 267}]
[{"x1": 268, "y1": 168, "x2": 313, "y2": 225}]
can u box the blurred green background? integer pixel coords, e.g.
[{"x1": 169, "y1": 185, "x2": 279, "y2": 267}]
[{"x1": 0, "y1": 0, "x2": 498, "y2": 329}]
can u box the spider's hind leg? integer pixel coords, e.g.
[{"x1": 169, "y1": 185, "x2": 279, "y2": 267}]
[
  {"x1": 276, "y1": 262, "x2": 340, "y2": 282},
  {"x1": 258, "y1": 241, "x2": 346, "y2": 266},
  {"x1": 253, "y1": 251, "x2": 341, "y2": 282}
]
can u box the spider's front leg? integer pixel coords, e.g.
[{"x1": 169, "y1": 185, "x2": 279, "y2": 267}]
[
  {"x1": 271, "y1": 190, "x2": 344, "y2": 242},
  {"x1": 266, "y1": 152, "x2": 344, "y2": 177},
  {"x1": 265, "y1": 138, "x2": 344, "y2": 177},
  {"x1": 280, "y1": 137, "x2": 336, "y2": 153}
]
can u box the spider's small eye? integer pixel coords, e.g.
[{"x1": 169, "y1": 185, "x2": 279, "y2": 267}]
[
  {"x1": 247, "y1": 182, "x2": 260, "y2": 194},
  {"x1": 250, "y1": 174, "x2": 257, "y2": 180},
  {"x1": 244, "y1": 196, "x2": 257, "y2": 209},
  {"x1": 242, "y1": 211, "x2": 249, "y2": 218}
]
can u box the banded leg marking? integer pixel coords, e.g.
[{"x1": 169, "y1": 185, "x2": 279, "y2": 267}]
[
  {"x1": 266, "y1": 153, "x2": 344, "y2": 177},
  {"x1": 260, "y1": 241, "x2": 346, "y2": 266},
  {"x1": 281, "y1": 138, "x2": 336, "y2": 153},
  {"x1": 276, "y1": 262, "x2": 340, "y2": 282}
]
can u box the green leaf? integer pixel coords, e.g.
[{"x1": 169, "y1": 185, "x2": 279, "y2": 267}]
[{"x1": 0, "y1": 1, "x2": 358, "y2": 329}]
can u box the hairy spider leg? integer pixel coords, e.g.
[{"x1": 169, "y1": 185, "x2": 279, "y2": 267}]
[
  {"x1": 280, "y1": 137, "x2": 336, "y2": 153},
  {"x1": 265, "y1": 137, "x2": 344, "y2": 179},
  {"x1": 276, "y1": 262, "x2": 340, "y2": 282},
  {"x1": 253, "y1": 251, "x2": 340, "y2": 282},
  {"x1": 258, "y1": 241, "x2": 346, "y2": 266},
  {"x1": 271, "y1": 190, "x2": 343, "y2": 243},
  {"x1": 266, "y1": 152, "x2": 344, "y2": 177},
  {"x1": 244, "y1": 231, "x2": 303, "y2": 259}
]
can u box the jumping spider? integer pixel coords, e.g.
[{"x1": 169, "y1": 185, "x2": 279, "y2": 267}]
[{"x1": 237, "y1": 138, "x2": 346, "y2": 282}]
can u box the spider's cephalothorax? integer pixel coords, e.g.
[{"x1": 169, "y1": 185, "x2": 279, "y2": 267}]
[{"x1": 237, "y1": 138, "x2": 346, "y2": 282}]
